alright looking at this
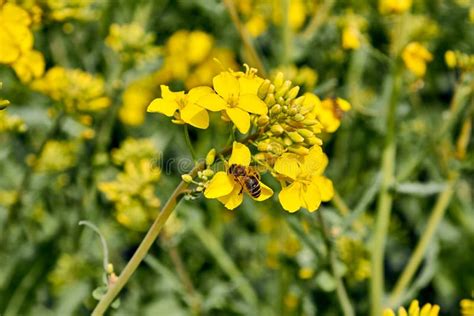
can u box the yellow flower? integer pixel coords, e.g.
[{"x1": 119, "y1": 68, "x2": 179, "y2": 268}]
[
  {"x1": 0, "y1": 3, "x2": 33, "y2": 64},
  {"x1": 444, "y1": 50, "x2": 457, "y2": 68},
  {"x1": 11, "y1": 49, "x2": 45, "y2": 83},
  {"x1": 342, "y1": 25, "x2": 361, "y2": 50},
  {"x1": 314, "y1": 97, "x2": 351, "y2": 133},
  {"x1": 147, "y1": 85, "x2": 215, "y2": 129},
  {"x1": 197, "y1": 71, "x2": 267, "y2": 133},
  {"x1": 379, "y1": 0, "x2": 412, "y2": 14},
  {"x1": 204, "y1": 142, "x2": 273, "y2": 210},
  {"x1": 245, "y1": 14, "x2": 267, "y2": 37},
  {"x1": 119, "y1": 76, "x2": 155, "y2": 126},
  {"x1": 46, "y1": 0, "x2": 96, "y2": 21},
  {"x1": 34, "y1": 140, "x2": 79, "y2": 172},
  {"x1": 275, "y1": 146, "x2": 334, "y2": 212},
  {"x1": 383, "y1": 300, "x2": 440, "y2": 316},
  {"x1": 402, "y1": 42, "x2": 433, "y2": 77},
  {"x1": 460, "y1": 299, "x2": 474, "y2": 316}
]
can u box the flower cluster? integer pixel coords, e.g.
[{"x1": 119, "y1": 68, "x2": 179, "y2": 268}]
[
  {"x1": 379, "y1": 0, "x2": 412, "y2": 15},
  {"x1": 33, "y1": 140, "x2": 79, "y2": 172},
  {"x1": 270, "y1": 65, "x2": 318, "y2": 92},
  {"x1": 31, "y1": 66, "x2": 110, "y2": 114},
  {"x1": 151, "y1": 65, "x2": 350, "y2": 212},
  {"x1": 402, "y1": 42, "x2": 433, "y2": 77},
  {"x1": 105, "y1": 23, "x2": 159, "y2": 63},
  {"x1": 44, "y1": 0, "x2": 98, "y2": 21},
  {"x1": 383, "y1": 300, "x2": 440, "y2": 316},
  {"x1": 445, "y1": 50, "x2": 474, "y2": 71},
  {"x1": 0, "y1": 2, "x2": 45, "y2": 83},
  {"x1": 337, "y1": 236, "x2": 370, "y2": 282},
  {"x1": 98, "y1": 138, "x2": 161, "y2": 231}
]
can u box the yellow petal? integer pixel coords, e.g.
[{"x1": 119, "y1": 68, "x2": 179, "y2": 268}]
[
  {"x1": 253, "y1": 181, "x2": 273, "y2": 201},
  {"x1": 0, "y1": 31, "x2": 21, "y2": 63},
  {"x1": 279, "y1": 182, "x2": 302, "y2": 212},
  {"x1": 147, "y1": 98, "x2": 178, "y2": 116},
  {"x1": 226, "y1": 107, "x2": 250, "y2": 134},
  {"x1": 238, "y1": 94, "x2": 268, "y2": 115},
  {"x1": 302, "y1": 146, "x2": 328, "y2": 176},
  {"x1": 229, "y1": 142, "x2": 251, "y2": 166},
  {"x1": 302, "y1": 182, "x2": 321, "y2": 212},
  {"x1": 382, "y1": 309, "x2": 396, "y2": 316},
  {"x1": 187, "y1": 86, "x2": 214, "y2": 103},
  {"x1": 238, "y1": 76, "x2": 263, "y2": 95},
  {"x1": 204, "y1": 172, "x2": 235, "y2": 198},
  {"x1": 180, "y1": 103, "x2": 209, "y2": 129},
  {"x1": 196, "y1": 92, "x2": 228, "y2": 111},
  {"x1": 217, "y1": 184, "x2": 244, "y2": 210},
  {"x1": 213, "y1": 72, "x2": 239, "y2": 100},
  {"x1": 160, "y1": 85, "x2": 175, "y2": 99},
  {"x1": 11, "y1": 50, "x2": 45, "y2": 83},
  {"x1": 312, "y1": 176, "x2": 334, "y2": 202},
  {"x1": 398, "y1": 307, "x2": 408, "y2": 316},
  {"x1": 274, "y1": 154, "x2": 300, "y2": 180},
  {"x1": 429, "y1": 305, "x2": 440, "y2": 316},
  {"x1": 408, "y1": 300, "x2": 420, "y2": 316},
  {"x1": 420, "y1": 304, "x2": 432, "y2": 316}
]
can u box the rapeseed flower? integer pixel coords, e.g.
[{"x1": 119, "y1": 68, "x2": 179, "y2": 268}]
[
  {"x1": 147, "y1": 85, "x2": 215, "y2": 129},
  {"x1": 34, "y1": 140, "x2": 79, "y2": 172},
  {"x1": 204, "y1": 142, "x2": 273, "y2": 210},
  {"x1": 379, "y1": 0, "x2": 412, "y2": 14},
  {"x1": 314, "y1": 97, "x2": 352, "y2": 133},
  {"x1": 402, "y1": 42, "x2": 433, "y2": 77},
  {"x1": 197, "y1": 70, "x2": 267, "y2": 133},
  {"x1": 460, "y1": 298, "x2": 474, "y2": 316},
  {"x1": 119, "y1": 75, "x2": 156, "y2": 126},
  {"x1": 383, "y1": 300, "x2": 440, "y2": 316}
]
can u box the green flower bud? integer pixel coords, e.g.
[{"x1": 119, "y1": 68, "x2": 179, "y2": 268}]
[
  {"x1": 107, "y1": 263, "x2": 114, "y2": 274},
  {"x1": 288, "y1": 131, "x2": 305, "y2": 143},
  {"x1": 270, "y1": 103, "x2": 282, "y2": 115},
  {"x1": 257, "y1": 115, "x2": 270, "y2": 126},
  {"x1": 258, "y1": 79, "x2": 272, "y2": 99},
  {"x1": 273, "y1": 72, "x2": 284, "y2": 88},
  {"x1": 270, "y1": 124, "x2": 284, "y2": 135},
  {"x1": 287, "y1": 107, "x2": 298, "y2": 116},
  {"x1": 202, "y1": 169, "x2": 214, "y2": 178},
  {"x1": 285, "y1": 86, "x2": 300, "y2": 101},
  {"x1": 182, "y1": 174, "x2": 193, "y2": 183},
  {"x1": 196, "y1": 186, "x2": 204, "y2": 192},
  {"x1": 264, "y1": 93, "x2": 276, "y2": 106},
  {"x1": 275, "y1": 80, "x2": 292, "y2": 99},
  {"x1": 205, "y1": 148, "x2": 216, "y2": 166},
  {"x1": 297, "y1": 129, "x2": 314, "y2": 138},
  {"x1": 292, "y1": 113, "x2": 306, "y2": 122}
]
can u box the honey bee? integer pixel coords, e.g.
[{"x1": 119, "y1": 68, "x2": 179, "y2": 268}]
[{"x1": 227, "y1": 164, "x2": 261, "y2": 198}]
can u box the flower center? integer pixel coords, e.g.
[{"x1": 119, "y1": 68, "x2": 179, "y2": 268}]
[{"x1": 227, "y1": 94, "x2": 239, "y2": 107}]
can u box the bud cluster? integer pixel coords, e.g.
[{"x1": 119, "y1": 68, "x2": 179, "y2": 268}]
[
  {"x1": 254, "y1": 72, "x2": 323, "y2": 157},
  {"x1": 181, "y1": 148, "x2": 216, "y2": 198}
]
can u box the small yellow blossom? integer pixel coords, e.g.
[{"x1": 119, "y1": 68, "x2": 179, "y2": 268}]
[
  {"x1": 204, "y1": 142, "x2": 273, "y2": 210},
  {"x1": 105, "y1": 23, "x2": 158, "y2": 62},
  {"x1": 383, "y1": 300, "x2": 440, "y2": 316},
  {"x1": 46, "y1": 0, "x2": 97, "y2": 21},
  {"x1": 342, "y1": 25, "x2": 362, "y2": 50},
  {"x1": 245, "y1": 14, "x2": 267, "y2": 37},
  {"x1": 298, "y1": 267, "x2": 315, "y2": 279},
  {"x1": 11, "y1": 49, "x2": 45, "y2": 83},
  {"x1": 111, "y1": 137, "x2": 158, "y2": 165},
  {"x1": 119, "y1": 75, "x2": 156, "y2": 126},
  {"x1": 275, "y1": 146, "x2": 334, "y2": 212},
  {"x1": 34, "y1": 140, "x2": 79, "y2": 172},
  {"x1": 402, "y1": 42, "x2": 433, "y2": 77},
  {"x1": 379, "y1": 0, "x2": 412, "y2": 14},
  {"x1": 32, "y1": 67, "x2": 110, "y2": 113},
  {"x1": 147, "y1": 85, "x2": 215, "y2": 129},
  {"x1": 0, "y1": 111, "x2": 27, "y2": 133},
  {"x1": 314, "y1": 97, "x2": 352, "y2": 133},
  {"x1": 444, "y1": 50, "x2": 474, "y2": 71},
  {"x1": 197, "y1": 71, "x2": 267, "y2": 133},
  {"x1": 0, "y1": 2, "x2": 33, "y2": 64},
  {"x1": 460, "y1": 298, "x2": 474, "y2": 316}
]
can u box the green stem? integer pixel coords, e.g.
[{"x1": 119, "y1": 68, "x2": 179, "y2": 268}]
[
  {"x1": 280, "y1": 0, "x2": 291, "y2": 66},
  {"x1": 388, "y1": 174, "x2": 457, "y2": 307},
  {"x1": 370, "y1": 66, "x2": 401, "y2": 316},
  {"x1": 318, "y1": 212, "x2": 355, "y2": 316},
  {"x1": 184, "y1": 125, "x2": 197, "y2": 161},
  {"x1": 223, "y1": 0, "x2": 267, "y2": 77},
  {"x1": 91, "y1": 163, "x2": 203, "y2": 316}
]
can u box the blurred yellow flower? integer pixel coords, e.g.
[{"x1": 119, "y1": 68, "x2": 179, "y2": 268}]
[
  {"x1": 147, "y1": 85, "x2": 215, "y2": 129},
  {"x1": 34, "y1": 140, "x2": 79, "y2": 172},
  {"x1": 204, "y1": 142, "x2": 273, "y2": 210},
  {"x1": 11, "y1": 49, "x2": 45, "y2": 83},
  {"x1": 342, "y1": 25, "x2": 362, "y2": 50},
  {"x1": 402, "y1": 42, "x2": 433, "y2": 77},
  {"x1": 379, "y1": 0, "x2": 412, "y2": 14},
  {"x1": 0, "y1": 111, "x2": 27, "y2": 133},
  {"x1": 275, "y1": 146, "x2": 334, "y2": 212},
  {"x1": 245, "y1": 14, "x2": 267, "y2": 37},
  {"x1": 119, "y1": 76, "x2": 155, "y2": 126},
  {"x1": 270, "y1": 65, "x2": 318, "y2": 91},
  {"x1": 383, "y1": 300, "x2": 440, "y2": 316},
  {"x1": 111, "y1": 137, "x2": 158, "y2": 165},
  {"x1": 314, "y1": 97, "x2": 351, "y2": 133},
  {"x1": 460, "y1": 298, "x2": 474, "y2": 316},
  {"x1": 32, "y1": 67, "x2": 111, "y2": 113},
  {"x1": 46, "y1": 0, "x2": 96, "y2": 21},
  {"x1": 197, "y1": 71, "x2": 267, "y2": 133},
  {"x1": 106, "y1": 23, "x2": 158, "y2": 62},
  {"x1": 445, "y1": 50, "x2": 457, "y2": 68}
]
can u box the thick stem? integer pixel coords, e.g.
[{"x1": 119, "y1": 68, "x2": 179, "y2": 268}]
[
  {"x1": 318, "y1": 212, "x2": 355, "y2": 316},
  {"x1": 223, "y1": 0, "x2": 267, "y2": 77},
  {"x1": 91, "y1": 163, "x2": 203, "y2": 316},
  {"x1": 388, "y1": 175, "x2": 457, "y2": 306},
  {"x1": 370, "y1": 66, "x2": 401, "y2": 316}
]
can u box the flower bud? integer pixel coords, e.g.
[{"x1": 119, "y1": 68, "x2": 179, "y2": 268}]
[
  {"x1": 106, "y1": 263, "x2": 114, "y2": 274},
  {"x1": 257, "y1": 115, "x2": 270, "y2": 126},
  {"x1": 297, "y1": 129, "x2": 314, "y2": 138},
  {"x1": 264, "y1": 93, "x2": 276, "y2": 106},
  {"x1": 181, "y1": 174, "x2": 193, "y2": 183},
  {"x1": 205, "y1": 148, "x2": 216, "y2": 166},
  {"x1": 287, "y1": 131, "x2": 305, "y2": 143},
  {"x1": 270, "y1": 124, "x2": 284, "y2": 135},
  {"x1": 258, "y1": 79, "x2": 272, "y2": 99},
  {"x1": 202, "y1": 169, "x2": 214, "y2": 178},
  {"x1": 303, "y1": 118, "x2": 319, "y2": 126},
  {"x1": 287, "y1": 107, "x2": 298, "y2": 116},
  {"x1": 306, "y1": 136, "x2": 322, "y2": 145},
  {"x1": 285, "y1": 86, "x2": 300, "y2": 101},
  {"x1": 275, "y1": 80, "x2": 292, "y2": 99},
  {"x1": 292, "y1": 113, "x2": 306, "y2": 122},
  {"x1": 196, "y1": 186, "x2": 204, "y2": 192},
  {"x1": 283, "y1": 137, "x2": 293, "y2": 146},
  {"x1": 273, "y1": 72, "x2": 284, "y2": 88},
  {"x1": 257, "y1": 142, "x2": 271, "y2": 152},
  {"x1": 270, "y1": 103, "x2": 282, "y2": 115},
  {"x1": 288, "y1": 145, "x2": 309, "y2": 155}
]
